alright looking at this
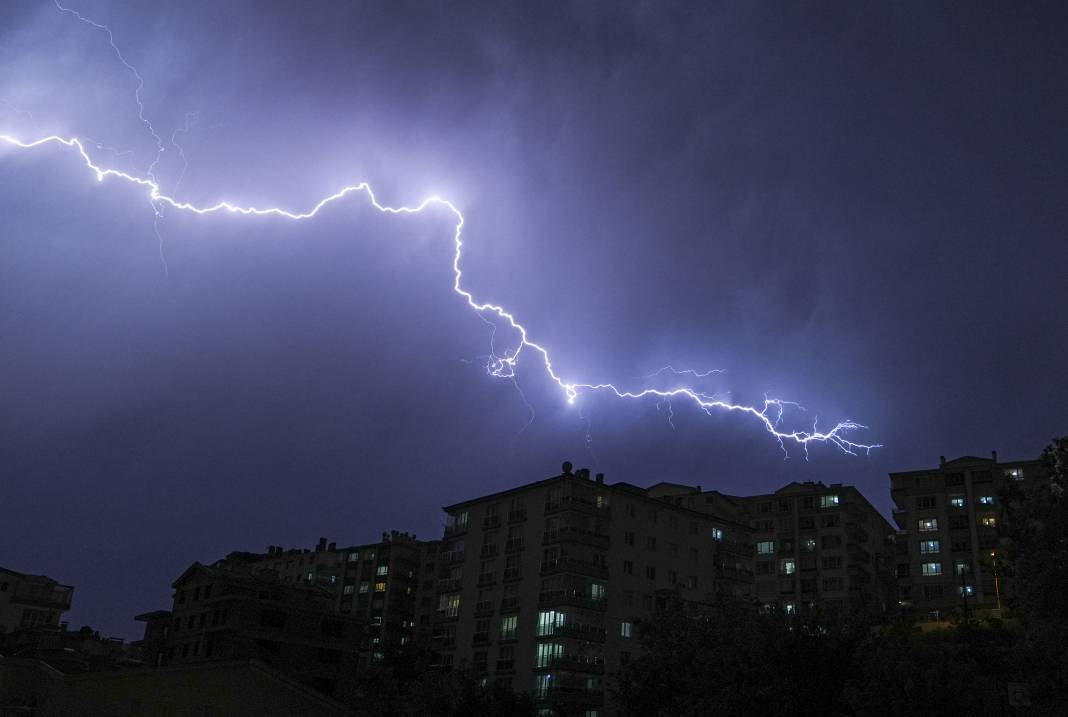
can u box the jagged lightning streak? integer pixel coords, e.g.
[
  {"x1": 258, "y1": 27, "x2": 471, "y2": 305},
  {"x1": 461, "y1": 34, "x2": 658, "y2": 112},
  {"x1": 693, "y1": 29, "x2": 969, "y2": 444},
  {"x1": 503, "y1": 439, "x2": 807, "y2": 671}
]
[{"x1": 0, "y1": 8, "x2": 882, "y2": 459}]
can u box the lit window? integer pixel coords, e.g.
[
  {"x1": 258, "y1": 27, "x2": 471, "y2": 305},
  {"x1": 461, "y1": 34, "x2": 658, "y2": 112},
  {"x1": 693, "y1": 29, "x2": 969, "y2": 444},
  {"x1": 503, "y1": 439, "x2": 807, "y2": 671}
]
[
  {"x1": 949, "y1": 496, "x2": 965, "y2": 508},
  {"x1": 534, "y1": 673, "x2": 552, "y2": 699},
  {"x1": 358, "y1": 582, "x2": 369, "y2": 594},
  {"x1": 342, "y1": 585, "x2": 354, "y2": 595},
  {"x1": 820, "y1": 495, "x2": 840, "y2": 508},
  {"x1": 959, "y1": 585, "x2": 975, "y2": 597},
  {"x1": 376, "y1": 565, "x2": 389, "y2": 576},
  {"x1": 803, "y1": 539, "x2": 816, "y2": 552},
  {"x1": 980, "y1": 516, "x2": 997, "y2": 528},
  {"x1": 955, "y1": 562, "x2": 971, "y2": 575},
  {"x1": 919, "y1": 540, "x2": 940, "y2": 555},
  {"x1": 438, "y1": 592, "x2": 460, "y2": 617},
  {"x1": 500, "y1": 615, "x2": 518, "y2": 640},
  {"x1": 918, "y1": 518, "x2": 938, "y2": 532},
  {"x1": 756, "y1": 540, "x2": 775, "y2": 555},
  {"x1": 921, "y1": 562, "x2": 942, "y2": 577},
  {"x1": 1005, "y1": 467, "x2": 1024, "y2": 481},
  {"x1": 784, "y1": 602, "x2": 797, "y2": 615},
  {"x1": 711, "y1": 528, "x2": 725, "y2": 542},
  {"x1": 535, "y1": 641, "x2": 564, "y2": 668},
  {"x1": 348, "y1": 551, "x2": 359, "y2": 562},
  {"x1": 620, "y1": 621, "x2": 632, "y2": 638},
  {"x1": 537, "y1": 610, "x2": 565, "y2": 636},
  {"x1": 590, "y1": 582, "x2": 606, "y2": 600},
  {"x1": 780, "y1": 560, "x2": 796, "y2": 575},
  {"x1": 374, "y1": 581, "x2": 386, "y2": 592},
  {"x1": 978, "y1": 496, "x2": 994, "y2": 505}
]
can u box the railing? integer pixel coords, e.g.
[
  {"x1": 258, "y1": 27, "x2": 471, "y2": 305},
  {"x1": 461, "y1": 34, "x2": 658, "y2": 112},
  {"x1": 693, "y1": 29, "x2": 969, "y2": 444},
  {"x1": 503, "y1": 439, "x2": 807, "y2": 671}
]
[
  {"x1": 477, "y1": 572, "x2": 496, "y2": 587},
  {"x1": 474, "y1": 600, "x2": 494, "y2": 615},
  {"x1": 436, "y1": 578, "x2": 461, "y2": 592},
  {"x1": 540, "y1": 557, "x2": 609, "y2": 580},
  {"x1": 542, "y1": 527, "x2": 609, "y2": 549},
  {"x1": 480, "y1": 544, "x2": 499, "y2": 558},
  {"x1": 507, "y1": 509, "x2": 527, "y2": 523},
  {"x1": 444, "y1": 523, "x2": 468, "y2": 537},
  {"x1": 500, "y1": 597, "x2": 520, "y2": 612},
  {"x1": 505, "y1": 538, "x2": 525, "y2": 552},
  {"x1": 503, "y1": 567, "x2": 521, "y2": 582},
  {"x1": 538, "y1": 590, "x2": 607, "y2": 612},
  {"x1": 441, "y1": 551, "x2": 465, "y2": 564},
  {"x1": 538, "y1": 655, "x2": 605, "y2": 674},
  {"x1": 483, "y1": 515, "x2": 500, "y2": 529},
  {"x1": 540, "y1": 623, "x2": 607, "y2": 643}
]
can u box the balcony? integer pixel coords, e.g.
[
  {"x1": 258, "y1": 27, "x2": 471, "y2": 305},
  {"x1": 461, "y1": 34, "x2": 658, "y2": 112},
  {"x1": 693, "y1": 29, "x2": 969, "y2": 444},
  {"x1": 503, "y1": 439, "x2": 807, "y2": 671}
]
[
  {"x1": 507, "y1": 509, "x2": 527, "y2": 523},
  {"x1": 444, "y1": 523, "x2": 468, "y2": 537},
  {"x1": 538, "y1": 590, "x2": 607, "y2": 612},
  {"x1": 474, "y1": 600, "x2": 494, "y2": 616},
  {"x1": 480, "y1": 544, "x2": 499, "y2": 558},
  {"x1": 535, "y1": 655, "x2": 605, "y2": 674},
  {"x1": 540, "y1": 557, "x2": 609, "y2": 580},
  {"x1": 436, "y1": 578, "x2": 461, "y2": 593},
  {"x1": 539, "y1": 623, "x2": 607, "y2": 643},
  {"x1": 11, "y1": 584, "x2": 73, "y2": 611},
  {"x1": 542, "y1": 527, "x2": 609, "y2": 550},
  {"x1": 483, "y1": 515, "x2": 501, "y2": 529},
  {"x1": 500, "y1": 597, "x2": 520, "y2": 612},
  {"x1": 539, "y1": 684, "x2": 605, "y2": 706},
  {"x1": 477, "y1": 572, "x2": 497, "y2": 587},
  {"x1": 472, "y1": 632, "x2": 490, "y2": 646},
  {"x1": 441, "y1": 551, "x2": 466, "y2": 564},
  {"x1": 505, "y1": 538, "x2": 525, "y2": 552},
  {"x1": 544, "y1": 495, "x2": 611, "y2": 518},
  {"x1": 495, "y1": 659, "x2": 515, "y2": 674},
  {"x1": 503, "y1": 567, "x2": 521, "y2": 582}
]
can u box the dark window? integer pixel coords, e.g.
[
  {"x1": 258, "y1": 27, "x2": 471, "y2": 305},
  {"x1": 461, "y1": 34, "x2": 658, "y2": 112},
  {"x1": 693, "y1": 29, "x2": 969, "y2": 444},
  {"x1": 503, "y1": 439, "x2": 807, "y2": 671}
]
[
  {"x1": 260, "y1": 610, "x2": 287, "y2": 629},
  {"x1": 645, "y1": 566, "x2": 656, "y2": 580}
]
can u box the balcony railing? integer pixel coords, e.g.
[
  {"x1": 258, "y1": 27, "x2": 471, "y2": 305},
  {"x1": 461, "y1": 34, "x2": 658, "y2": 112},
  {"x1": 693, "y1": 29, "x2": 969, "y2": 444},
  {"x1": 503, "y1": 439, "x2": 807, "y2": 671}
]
[
  {"x1": 477, "y1": 572, "x2": 497, "y2": 587},
  {"x1": 535, "y1": 655, "x2": 606, "y2": 674},
  {"x1": 503, "y1": 567, "x2": 521, "y2": 582},
  {"x1": 505, "y1": 538, "x2": 525, "y2": 552},
  {"x1": 500, "y1": 597, "x2": 520, "y2": 612},
  {"x1": 474, "y1": 600, "x2": 494, "y2": 615},
  {"x1": 507, "y1": 509, "x2": 527, "y2": 523},
  {"x1": 540, "y1": 557, "x2": 609, "y2": 580},
  {"x1": 444, "y1": 523, "x2": 468, "y2": 537},
  {"x1": 539, "y1": 623, "x2": 607, "y2": 643},
  {"x1": 538, "y1": 590, "x2": 607, "y2": 612},
  {"x1": 542, "y1": 527, "x2": 609, "y2": 550},
  {"x1": 482, "y1": 515, "x2": 501, "y2": 529},
  {"x1": 436, "y1": 578, "x2": 461, "y2": 593},
  {"x1": 544, "y1": 495, "x2": 611, "y2": 518},
  {"x1": 480, "y1": 544, "x2": 499, "y2": 558},
  {"x1": 441, "y1": 551, "x2": 466, "y2": 564}
]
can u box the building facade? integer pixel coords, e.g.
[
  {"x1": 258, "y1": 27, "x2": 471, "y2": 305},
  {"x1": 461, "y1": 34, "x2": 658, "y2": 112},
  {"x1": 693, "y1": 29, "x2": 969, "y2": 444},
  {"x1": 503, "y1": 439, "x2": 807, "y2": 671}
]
[
  {"x1": 0, "y1": 567, "x2": 73, "y2": 635},
  {"x1": 726, "y1": 482, "x2": 897, "y2": 614},
  {"x1": 210, "y1": 530, "x2": 441, "y2": 657},
  {"x1": 890, "y1": 452, "x2": 1043, "y2": 619},
  {"x1": 433, "y1": 462, "x2": 754, "y2": 717}
]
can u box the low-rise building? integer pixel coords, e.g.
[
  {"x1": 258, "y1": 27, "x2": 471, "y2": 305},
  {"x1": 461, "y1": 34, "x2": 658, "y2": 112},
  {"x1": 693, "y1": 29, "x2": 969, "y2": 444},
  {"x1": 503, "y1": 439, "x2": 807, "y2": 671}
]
[{"x1": 0, "y1": 567, "x2": 73, "y2": 635}]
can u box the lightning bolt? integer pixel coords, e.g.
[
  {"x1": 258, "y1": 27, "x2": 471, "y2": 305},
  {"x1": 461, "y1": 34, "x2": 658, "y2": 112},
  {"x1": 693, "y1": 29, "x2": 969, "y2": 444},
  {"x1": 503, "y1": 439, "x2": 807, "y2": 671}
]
[{"x1": 0, "y1": 5, "x2": 882, "y2": 459}]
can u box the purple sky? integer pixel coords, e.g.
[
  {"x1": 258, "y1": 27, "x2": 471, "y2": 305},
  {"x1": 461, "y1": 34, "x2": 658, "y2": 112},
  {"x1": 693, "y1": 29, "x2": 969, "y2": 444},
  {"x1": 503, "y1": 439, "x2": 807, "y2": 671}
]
[{"x1": 1, "y1": 1, "x2": 1065, "y2": 639}]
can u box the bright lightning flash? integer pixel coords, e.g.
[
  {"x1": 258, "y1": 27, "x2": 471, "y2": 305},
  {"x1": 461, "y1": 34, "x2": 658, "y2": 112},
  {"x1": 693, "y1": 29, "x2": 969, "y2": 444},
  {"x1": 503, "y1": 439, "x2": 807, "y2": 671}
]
[{"x1": 0, "y1": 5, "x2": 881, "y2": 460}]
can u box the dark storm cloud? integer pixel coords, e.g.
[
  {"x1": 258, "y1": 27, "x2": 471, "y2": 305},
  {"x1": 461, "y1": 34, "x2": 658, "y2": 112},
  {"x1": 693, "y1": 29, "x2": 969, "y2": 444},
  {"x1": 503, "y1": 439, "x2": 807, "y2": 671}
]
[{"x1": 1, "y1": 1, "x2": 1065, "y2": 637}]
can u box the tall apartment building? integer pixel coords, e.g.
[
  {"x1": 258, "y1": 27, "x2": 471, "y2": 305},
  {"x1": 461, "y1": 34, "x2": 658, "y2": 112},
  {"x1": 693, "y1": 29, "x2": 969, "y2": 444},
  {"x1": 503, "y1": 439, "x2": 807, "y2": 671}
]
[
  {"x1": 890, "y1": 452, "x2": 1043, "y2": 619},
  {"x1": 726, "y1": 482, "x2": 897, "y2": 613},
  {"x1": 212, "y1": 531, "x2": 441, "y2": 657},
  {"x1": 147, "y1": 562, "x2": 364, "y2": 702},
  {"x1": 433, "y1": 462, "x2": 754, "y2": 717},
  {"x1": 0, "y1": 567, "x2": 74, "y2": 634}
]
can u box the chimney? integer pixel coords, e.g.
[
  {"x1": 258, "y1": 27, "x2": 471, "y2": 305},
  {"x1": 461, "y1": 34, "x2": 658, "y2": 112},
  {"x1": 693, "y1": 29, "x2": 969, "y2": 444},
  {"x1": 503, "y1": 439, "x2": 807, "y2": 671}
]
[
  {"x1": 562, "y1": 461, "x2": 573, "y2": 476},
  {"x1": 578, "y1": 468, "x2": 590, "y2": 480},
  {"x1": 595, "y1": 473, "x2": 604, "y2": 484},
  {"x1": 991, "y1": 450, "x2": 998, "y2": 463},
  {"x1": 939, "y1": 456, "x2": 946, "y2": 467},
  {"x1": 328, "y1": 542, "x2": 336, "y2": 551},
  {"x1": 316, "y1": 537, "x2": 327, "y2": 552}
]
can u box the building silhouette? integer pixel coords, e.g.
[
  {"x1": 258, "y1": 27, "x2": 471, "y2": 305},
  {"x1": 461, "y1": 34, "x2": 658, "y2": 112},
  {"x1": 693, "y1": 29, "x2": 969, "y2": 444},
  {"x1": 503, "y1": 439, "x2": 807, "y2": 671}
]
[
  {"x1": 0, "y1": 567, "x2": 73, "y2": 635},
  {"x1": 890, "y1": 452, "x2": 1043, "y2": 619}
]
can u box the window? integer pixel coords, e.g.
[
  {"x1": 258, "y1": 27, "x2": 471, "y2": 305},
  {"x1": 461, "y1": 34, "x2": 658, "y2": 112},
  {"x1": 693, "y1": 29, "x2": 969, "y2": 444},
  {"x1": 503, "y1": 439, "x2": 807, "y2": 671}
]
[
  {"x1": 535, "y1": 641, "x2": 563, "y2": 668},
  {"x1": 918, "y1": 518, "x2": 938, "y2": 532},
  {"x1": 374, "y1": 581, "x2": 386, "y2": 593},
  {"x1": 802, "y1": 496, "x2": 815, "y2": 509},
  {"x1": 755, "y1": 561, "x2": 772, "y2": 575},
  {"x1": 916, "y1": 496, "x2": 936, "y2": 509},
  {"x1": 690, "y1": 547, "x2": 699, "y2": 562},
  {"x1": 590, "y1": 582, "x2": 606, "y2": 600},
  {"x1": 348, "y1": 551, "x2": 360, "y2": 562},
  {"x1": 343, "y1": 584, "x2": 355, "y2": 595},
  {"x1": 949, "y1": 496, "x2": 966, "y2": 508},
  {"x1": 822, "y1": 577, "x2": 843, "y2": 591},
  {"x1": 921, "y1": 562, "x2": 942, "y2": 577},
  {"x1": 620, "y1": 621, "x2": 632, "y2": 638},
  {"x1": 624, "y1": 531, "x2": 635, "y2": 547},
  {"x1": 1005, "y1": 467, "x2": 1024, "y2": 480},
  {"x1": 919, "y1": 540, "x2": 940, "y2": 555},
  {"x1": 955, "y1": 561, "x2": 971, "y2": 575},
  {"x1": 822, "y1": 556, "x2": 842, "y2": 570},
  {"x1": 711, "y1": 528, "x2": 725, "y2": 542},
  {"x1": 821, "y1": 535, "x2": 842, "y2": 549},
  {"x1": 821, "y1": 515, "x2": 840, "y2": 528},
  {"x1": 668, "y1": 542, "x2": 679, "y2": 557},
  {"x1": 757, "y1": 502, "x2": 771, "y2": 513},
  {"x1": 500, "y1": 615, "x2": 518, "y2": 641},
  {"x1": 801, "y1": 578, "x2": 817, "y2": 593},
  {"x1": 358, "y1": 581, "x2": 369, "y2": 594},
  {"x1": 951, "y1": 539, "x2": 971, "y2": 552},
  {"x1": 756, "y1": 540, "x2": 775, "y2": 555},
  {"x1": 980, "y1": 516, "x2": 997, "y2": 528},
  {"x1": 798, "y1": 517, "x2": 815, "y2": 530},
  {"x1": 376, "y1": 565, "x2": 389, "y2": 576},
  {"x1": 924, "y1": 585, "x2": 944, "y2": 599},
  {"x1": 438, "y1": 592, "x2": 460, "y2": 617},
  {"x1": 668, "y1": 570, "x2": 678, "y2": 585},
  {"x1": 949, "y1": 515, "x2": 969, "y2": 529},
  {"x1": 623, "y1": 560, "x2": 633, "y2": 575},
  {"x1": 803, "y1": 538, "x2": 816, "y2": 552},
  {"x1": 896, "y1": 564, "x2": 910, "y2": 578},
  {"x1": 625, "y1": 503, "x2": 636, "y2": 518},
  {"x1": 978, "y1": 496, "x2": 994, "y2": 505},
  {"x1": 959, "y1": 584, "x2": 976, "y2": 597},
  {"x1": 646, "y1": 536, "x2": 657, "y2": 550},
  {"x1": 648, "y1": 509, "x2": 658, "y2": 523},
  {"x1": 689, "y1": 521, "x2": 698, "y2": 535},
  {"x1": 820, "y1": 494, "x2": 839, "y2": 508},
  {"x1": 645, "y1": 566, "x2": 657, "y2": 580},
  {"x1": 780, "y1": 560, "x2": 796, "y2": 575},
  {"x1": 779, "y1": 499, "x2": 792, "y2": 512},
  {"x1": 537, "y1": 610, "x2": 565, "y2": 636},
  {"x1": 688, "y1": 575, "x2": 698, "y2": 589}
]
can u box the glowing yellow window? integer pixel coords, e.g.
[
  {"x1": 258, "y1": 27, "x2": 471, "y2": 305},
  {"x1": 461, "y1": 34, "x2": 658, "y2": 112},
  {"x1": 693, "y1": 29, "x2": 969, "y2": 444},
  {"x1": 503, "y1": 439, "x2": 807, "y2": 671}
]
[{"x1": 374, "y1": 581, "x2": 386, "y2": 592}]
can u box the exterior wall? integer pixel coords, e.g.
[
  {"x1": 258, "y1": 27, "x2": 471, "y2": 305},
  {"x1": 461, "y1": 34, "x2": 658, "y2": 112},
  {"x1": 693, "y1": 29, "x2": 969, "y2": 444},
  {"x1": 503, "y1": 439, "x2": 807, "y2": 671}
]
[
  {"x1": 0, "y1": 568, "x2": 73, "y2": 635},
  {"x1": 890, "y1": 454, "x2": 1043, "y2": 618},
  {"x1": 433, "y1": 468, "x2": 753, "y2": 716},
  {"x1": 732, "y1": 484, "x2": 897, "y2": 613}
]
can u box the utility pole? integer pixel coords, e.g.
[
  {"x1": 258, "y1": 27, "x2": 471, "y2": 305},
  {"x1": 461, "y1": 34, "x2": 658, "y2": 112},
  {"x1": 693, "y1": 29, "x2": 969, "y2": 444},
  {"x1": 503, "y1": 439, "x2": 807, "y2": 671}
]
[{"x1": 990, "y1": 551, "x2": 1002, "y2": 613}]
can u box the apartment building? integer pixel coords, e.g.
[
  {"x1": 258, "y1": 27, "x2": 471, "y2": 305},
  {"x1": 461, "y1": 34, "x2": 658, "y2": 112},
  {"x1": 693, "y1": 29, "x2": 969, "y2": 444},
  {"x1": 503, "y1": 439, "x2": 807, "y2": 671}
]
[
  {"x1": 144, "y1": 562, "x2": 364, "y2": 703},
  {"x1": 212, "y1": 531, "x2": 440, "y2": 656},
  {"x1": 726, "y1": 482, "x2": 897, "y2": 613},
  {"x1": 433, "y1": 462, "x2": 754, "y2": 717},
  {"x1": 0, "y1": 567, "x2": 74, "y2": 634},
  {"x1": 890, "y1": 452, "x2": 1043, "y2": 619}
]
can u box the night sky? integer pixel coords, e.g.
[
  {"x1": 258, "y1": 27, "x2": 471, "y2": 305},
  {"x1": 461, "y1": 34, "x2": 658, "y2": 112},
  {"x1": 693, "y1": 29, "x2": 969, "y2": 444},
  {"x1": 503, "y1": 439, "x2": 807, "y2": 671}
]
[{"x1": 1, "y1": 1, "x2": 1065, "y2": 639}]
